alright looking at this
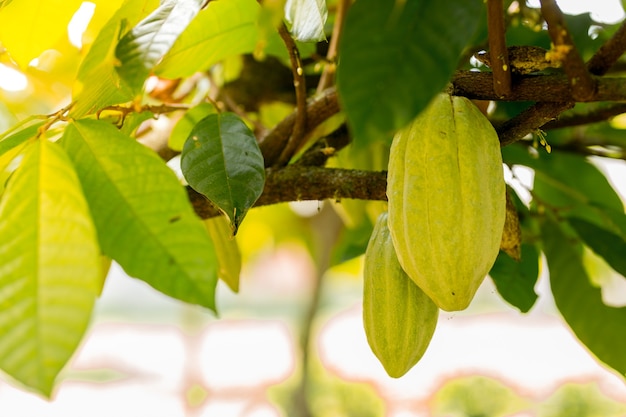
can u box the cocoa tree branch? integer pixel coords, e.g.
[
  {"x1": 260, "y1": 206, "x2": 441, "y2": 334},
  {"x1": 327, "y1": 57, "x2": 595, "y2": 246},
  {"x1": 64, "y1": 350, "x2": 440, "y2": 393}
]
[
  {"x1": 259, "y1": 87, "x2": 340, "y2": 167},
  {"x1": 586, "y1": 20, "x2": 626, "y2": 75},
  {"x1": 486, "y1": 12, "x2": 626, "y2": 146},
  {"x1": 487, "y1": 0, "x2": 511, "y2": 97},
  {"x1": 540, "y1": 0, "x2": 595, "y2": 100},
  {"x1": 451, "y1": 72, "x2": 626, "y2": 102},
  {"x1": 277, "y1": 24, "x2": 308, "y2": 166},
  {"x1": 187, "y1": 166, "x2": 388, "y2": 219},
  {"x1": 496, "y1": 101, "x2": 574, "y2": 146},
  {"x1": 542, "y1": 103, "x2": 626, "y2": 130}
]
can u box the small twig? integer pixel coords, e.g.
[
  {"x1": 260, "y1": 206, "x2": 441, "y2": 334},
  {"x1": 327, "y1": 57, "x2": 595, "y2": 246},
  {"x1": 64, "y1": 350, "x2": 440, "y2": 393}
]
[
  {"x1": 586, "y1": 20, "x2": 626, "y2": 75},
  {"x1": 487, "y1": 0, "x2": 511, "y2": 97},
  {"x1": 543, "y1": 103, "x2": 626, "y2": 130},
  {"x1": 295, "y1": 123, "x2": 350, "y2": 166},
  {"x1": 277, "y1": 23, "x2": 308, "y2": 166},
  {"x1": 316, "y1": 0, "x2": 350, "y2": 94},
  {"x1": 540, "y1": 0, "x2": 595, "y2": 101}
]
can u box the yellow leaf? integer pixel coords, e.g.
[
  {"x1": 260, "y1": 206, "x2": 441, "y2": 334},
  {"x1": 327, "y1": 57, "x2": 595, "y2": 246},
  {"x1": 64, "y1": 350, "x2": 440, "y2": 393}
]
[
  {"x1": 204, "y1": 215, "x2": 242, "y2": 293},
  {"x1": 0, "y1": 0, "x2": 83, "y2": 68}
]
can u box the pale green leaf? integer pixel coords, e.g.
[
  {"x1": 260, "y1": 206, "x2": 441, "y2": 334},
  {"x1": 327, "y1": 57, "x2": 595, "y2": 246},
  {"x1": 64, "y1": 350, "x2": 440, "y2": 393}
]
[
  {"x1": 0, "y1": 0, "x2": 83, "y2": 68},
  {"x1": 60, "y1": 119, "x2": 218, "y2": 311},
  {"x1": 0, "y1": 121, "x2": 44, "y2": 157},
  {"x1": 72, "y1": 0, "x2": 160, "y2": 117},
  {"x1": 337, "y1": 0, "x2": 482, "y2": 144},
  {"x1": 155, "y1": 0, "x2": 261, "y2": 79},
  {"x1": 542, "y1": 218, "x2": 626, "y2": 376},
  {"x1": 204, "y1": 215, "x2": 241, "y2": 293},
  {"x1": 569, "y1": 217, "x2": 626, "y2": 279},
  {"x1": 0, "y1": 139, "x2": 101, "y2": 396},
  {"x1": 181, "y1": 113, "x2": 265, "y2": 233},
  {"x1": 285, "y1": 0, "x2": 327, "y2": 42},
  {"x1": 169, "y1": 103, "x2": 217, "y2": 151},
  {"x1": 115, "y1": 0, "x2": 204, "y2": 92}
]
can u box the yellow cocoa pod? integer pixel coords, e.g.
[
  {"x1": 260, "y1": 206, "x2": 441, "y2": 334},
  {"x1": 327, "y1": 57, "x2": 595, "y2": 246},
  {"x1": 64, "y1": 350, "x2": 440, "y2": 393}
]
[
  {"x1": 387, "y1": 94, "x2": 506, "y2": 311},
  {"x1": 363, "y1": 213, "x2": 438, "y2": 378}
]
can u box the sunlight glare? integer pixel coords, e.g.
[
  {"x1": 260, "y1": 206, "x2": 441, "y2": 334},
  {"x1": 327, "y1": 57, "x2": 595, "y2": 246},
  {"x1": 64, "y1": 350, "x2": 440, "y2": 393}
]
[
  {"x1": 0, "y1": 63, "x2": 27, "y2": 91},
  {"x1": 526, "y1": 0, "x2": 625, "y2": 24},
  {"x1": 68, "y1": 2, "x2": 96, "y2": 48}
]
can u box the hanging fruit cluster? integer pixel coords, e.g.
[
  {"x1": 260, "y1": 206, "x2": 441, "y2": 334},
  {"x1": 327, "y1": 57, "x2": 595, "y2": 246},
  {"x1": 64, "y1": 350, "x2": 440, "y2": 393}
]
[{"x1": 363, "y1": 94, "x2": 506, "y2": 377}]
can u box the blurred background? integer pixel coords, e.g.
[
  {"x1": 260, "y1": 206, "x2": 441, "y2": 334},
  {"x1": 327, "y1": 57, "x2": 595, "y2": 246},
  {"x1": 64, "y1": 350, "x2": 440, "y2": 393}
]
[
  {"x1": 2, "y1": 187, "x2": 626, "y2": 417},
  {"x1": 2, "y1": 0, "x2": 626, "y2": 416}
]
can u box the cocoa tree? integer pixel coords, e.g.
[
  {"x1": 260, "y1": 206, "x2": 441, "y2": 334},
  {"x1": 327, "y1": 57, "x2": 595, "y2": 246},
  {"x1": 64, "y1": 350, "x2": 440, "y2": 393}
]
[{"x1": 0, "y1": 0, "x2": 626, "y2": 402}]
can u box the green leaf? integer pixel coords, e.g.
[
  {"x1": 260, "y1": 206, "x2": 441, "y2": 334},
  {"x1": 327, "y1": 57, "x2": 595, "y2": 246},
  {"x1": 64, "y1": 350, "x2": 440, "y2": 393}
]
[
  {"x1": 169, "y1": 103, "x2": 217, "y2": 151},
  {"x1": 72, "y1": 0, "x2": 160, "y2": 117},
  {"x1": 285, "y1": 0, "x2": 327, "y2": 42},
  {"x1": 337, "y1": 0, "x2": 482, "y2": 144},
  {"x1": 0, "y1": 0, "x2": 83, "y2": 68},
  {"x1": 489, "y1": 244, "x2": 540, "y2": 313},
  {"x1": 0, "y1": 120, "x2": 44, "y2": 157},
  {"x1": 181, "y1": 113, "x2": 265, "y2": 233},
  {"x1": 504, "y1": 147, "x2": 623, "y2": 211},
  {"x1": 204, "y1": 215, "x2": 241, "y2": 293},
  {"x1": 115, "y1": 0, "x2": 204, "y2": 92},
  {"x1": 569, "y1": 217, "x2": 626, "y2": 279},
  {"x1": 155, "y1": 0, "x2": 261, "y2": 79},
  {"x1": 542, "y1": 218, "x2": 626, "y2": 376},
  {"x1": 503, "y1": 146, "x2": 626, "y2": 235},
  {"x1": 61, "y1": 119, "x2": 219, "y2": 312},
  {"x1": 0, "y1": 139, "x2": 101, "y2": 396}
]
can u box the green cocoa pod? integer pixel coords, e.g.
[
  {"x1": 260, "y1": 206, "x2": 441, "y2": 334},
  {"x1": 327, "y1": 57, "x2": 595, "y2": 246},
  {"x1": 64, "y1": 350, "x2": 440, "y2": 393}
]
[
  {"x1": 387, "y1": 94, "x2": 506, "y2": 311},
  {"x1": 363, "y1": 212, "x2": 439, "y2": 378}
]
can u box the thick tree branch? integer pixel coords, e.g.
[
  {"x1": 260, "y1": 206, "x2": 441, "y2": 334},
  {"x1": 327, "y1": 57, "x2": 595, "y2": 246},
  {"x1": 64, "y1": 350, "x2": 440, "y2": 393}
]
[
  {"x1": 451, "y1": 72, "x2": 626, "y2": 102},
  {"x1": 188, "y1": 166, "x2": 388, "y2": 219},
  {"x1": 487, "y1": 0, "x2": 511, "y2": 97}
]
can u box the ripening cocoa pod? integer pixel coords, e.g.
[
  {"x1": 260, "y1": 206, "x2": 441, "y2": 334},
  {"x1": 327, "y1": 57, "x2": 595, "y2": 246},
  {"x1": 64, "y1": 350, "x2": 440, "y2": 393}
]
[
  {"x1": 387, "y1": 94, "x2": 506, "y2": 311},
  {"x1": 363, "y1": 213, "x2": 439, "y2": 378}
]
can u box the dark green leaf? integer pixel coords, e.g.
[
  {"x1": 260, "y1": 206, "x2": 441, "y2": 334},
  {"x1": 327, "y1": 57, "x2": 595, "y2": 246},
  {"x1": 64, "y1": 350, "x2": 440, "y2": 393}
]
[
  {"x1": 542, "y1": 218, "x2": 626, "y2": 376},
  {"x1": 61, "y1": 119, "x2": 219, "y2": 312},
  {"x1": 569, "y1": 217, "x2": 626, "y2": 279},
  {"x1": 489, "y1": 244, "x2": 540, "y2": 313},
  {"x1": 115, "y1": 0, "x2": 203, "y2": 92},
  {"x1": 337, "y1": 0, "x2": 482, "y2": 144},
  {"x1": 181, "y1": 113, "x2": 265, "y2": 233}
]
